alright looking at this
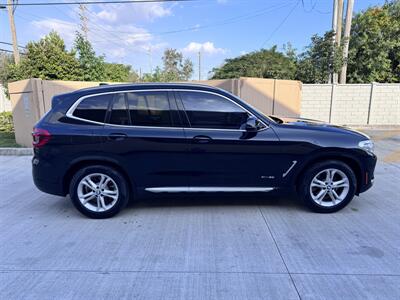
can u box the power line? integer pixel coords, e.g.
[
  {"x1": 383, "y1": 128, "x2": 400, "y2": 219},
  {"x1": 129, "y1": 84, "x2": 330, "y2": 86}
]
[
  {"x1": 0, "y1": 41, "x2": 26, "y2": 49},
  {"x1": 301, "y1": 0, "x2": 317, "y2": 13},
  {"x1": 0, "y1": 47, "x2": 25, "y2": 54},
  {"x1": 0, "y1": 0, "x2": 198, "y2": 6},
  {"x1": 260, "y1": 0, "x2": 300, "y2": 48},
  {"x1": 13, "y1": 1, "x2": 293, "y2": 43},
  {"x1": 0, "y1": 48, "x2": 14, "y2": 53},
  {"x1": 89, "y1": 1, "x2": 293, "y2": 39}
]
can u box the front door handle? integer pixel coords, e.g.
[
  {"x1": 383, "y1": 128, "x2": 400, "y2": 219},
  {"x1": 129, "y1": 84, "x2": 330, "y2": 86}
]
[
  {"x1": 193, "y1": 135, "x2": 212, "y2": 144},
  {"x1": 108, "y1": 133, "x2": 127, "y2": 141}
]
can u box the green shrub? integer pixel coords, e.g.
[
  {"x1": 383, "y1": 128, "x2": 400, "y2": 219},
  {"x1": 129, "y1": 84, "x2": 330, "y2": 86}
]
[{"x1": 0, "y1": 111, "x2": 14, "y2": 132}]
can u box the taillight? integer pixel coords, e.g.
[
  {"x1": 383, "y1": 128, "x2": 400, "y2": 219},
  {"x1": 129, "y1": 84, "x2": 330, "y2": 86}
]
[{"x1": 32, "y1": 128, "x2": 51, "y2": 148}]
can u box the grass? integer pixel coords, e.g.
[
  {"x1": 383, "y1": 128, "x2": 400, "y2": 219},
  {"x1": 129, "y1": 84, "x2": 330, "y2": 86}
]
[{"x1": 0, "y1": 131, "x2": 20, "y2": 148}]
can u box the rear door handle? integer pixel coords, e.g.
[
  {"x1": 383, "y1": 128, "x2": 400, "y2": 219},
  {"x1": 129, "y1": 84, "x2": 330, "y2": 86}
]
[
  {"x1": 108, "y1": 133, "x2": 127, "y2": 141},
  {"x1": 193, "y1": 135, "x2": 212, "y2": 144}
]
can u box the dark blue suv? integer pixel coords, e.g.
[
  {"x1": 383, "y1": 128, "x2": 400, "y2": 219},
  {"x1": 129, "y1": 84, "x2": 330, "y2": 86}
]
[{"x1": 32, "y1": 83, "x2": 376, "y2": 218}]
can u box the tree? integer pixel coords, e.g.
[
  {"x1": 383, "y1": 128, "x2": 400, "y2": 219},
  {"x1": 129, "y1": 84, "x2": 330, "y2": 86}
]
[
  {"x1": 8, "y1": 31, "x2": 81, "y2": 81},
  {"x1": 211, "y1": 46, "x2": 297, "y2": 80},
  {"x1": 103, "y1": 63, "x2": 134, "y2": 82},
  {"x1": 162, "y1": 48, "x2": 193, "y2": 81},
  {"x1": 142, "y1": 66, "x2": 164, "y2": 82},
  {"x1": 347, "y1": 0, "x2": 400, "y2": 83},
  {"x1": 181, "y1": 58, "x2": 194, "y2": 81},
  {"x1": 142, "y1": 49, "x2": 193, "y2": 82},
  {"x1": 0, "y1": 52, "x2": 14, "y2": 86},
  {"x1": 2, "y1": 31, "x2": 136, "y2": 84},
  {"x1": 74, "y1": 32, "x2": 105, "y2": 81},
  {"x1": 296, "y1": 31, "x2": 344, "y2": 83}
]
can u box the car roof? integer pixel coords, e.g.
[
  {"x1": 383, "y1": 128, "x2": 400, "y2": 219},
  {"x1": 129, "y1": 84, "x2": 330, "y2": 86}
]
[{"x1": 70, "y1": 82, "x2": 228, "y2": 97}]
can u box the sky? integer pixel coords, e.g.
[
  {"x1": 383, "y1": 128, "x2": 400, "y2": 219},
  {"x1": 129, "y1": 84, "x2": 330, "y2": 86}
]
[{"x1": 0, "y1": 0, "x2": 386, "y2": 79}]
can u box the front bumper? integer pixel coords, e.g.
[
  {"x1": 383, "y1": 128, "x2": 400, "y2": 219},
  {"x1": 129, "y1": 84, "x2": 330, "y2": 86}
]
[{"x1": 358, "y1": 153, "x2": 377, "y2": 194}]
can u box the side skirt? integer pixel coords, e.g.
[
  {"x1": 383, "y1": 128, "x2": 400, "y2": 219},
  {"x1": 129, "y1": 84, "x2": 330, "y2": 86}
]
[{"x1": 145, "y1": 187, "x2": 275, "y2": 193}]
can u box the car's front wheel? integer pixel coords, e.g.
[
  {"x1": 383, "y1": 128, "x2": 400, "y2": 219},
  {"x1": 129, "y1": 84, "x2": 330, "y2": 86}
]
[
  {"x1": 299, "y1": 160, "x2": 357, "y2": 213},
  {"x1": 69, "y1": 165, "x2": 129, "y2": 218}
]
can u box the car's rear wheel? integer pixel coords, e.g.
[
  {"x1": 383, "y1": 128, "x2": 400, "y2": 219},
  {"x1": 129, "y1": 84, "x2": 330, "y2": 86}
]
[
  {"x1": 69, "y1": 165, "x2": 129, "y2": 218},
  {"x1": 299, "y1": 160, "x2": 357, "y2": 213}
]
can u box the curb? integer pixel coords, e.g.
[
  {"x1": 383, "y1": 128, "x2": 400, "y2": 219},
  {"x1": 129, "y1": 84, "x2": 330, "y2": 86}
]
[{"x1": 0, "y1": 148, "x2": 33, "y2": 156}]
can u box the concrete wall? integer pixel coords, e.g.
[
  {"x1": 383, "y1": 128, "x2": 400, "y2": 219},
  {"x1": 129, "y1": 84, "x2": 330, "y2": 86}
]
[
  {"x1": 301, "y1": 83, "x2": 400, "y2": 125},
  {"x1": 8, "y1": 79, "x2": 105, "y2": 147}
]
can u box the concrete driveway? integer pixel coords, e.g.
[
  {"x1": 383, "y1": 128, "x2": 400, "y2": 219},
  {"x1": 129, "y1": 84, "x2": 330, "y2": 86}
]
[{"x1": 1, "y1": 130, "x2": 399, "y2": 299}]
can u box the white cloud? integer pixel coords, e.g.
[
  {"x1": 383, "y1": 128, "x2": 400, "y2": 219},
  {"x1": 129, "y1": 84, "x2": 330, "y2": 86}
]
[
  {"x1": 108, "y1": 47, "x2": 127, "y2": 60},
  {"x1": 32, "y1": 19, "x2": 77, "y2": 45},
  {"x1": 183, "y1": 42, "x2": 227, "y2": 55},
  {"x1": 96, "y1": 10, "x2": 118, "y2": 23},
  {"x1": 95, "y1": 3, "x2": 171, "y2": 24},
  {"x1": 89, "y1": 24, "x2": 164, "y2": 60},
  {"x1": 31, "y1": 18, "x2": 164, "y2": 63}
]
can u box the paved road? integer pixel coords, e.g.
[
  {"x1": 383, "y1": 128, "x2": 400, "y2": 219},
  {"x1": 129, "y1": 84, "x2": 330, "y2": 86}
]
[{"x1": 1, "y1": 130, "x2": 399, "y2": 299}]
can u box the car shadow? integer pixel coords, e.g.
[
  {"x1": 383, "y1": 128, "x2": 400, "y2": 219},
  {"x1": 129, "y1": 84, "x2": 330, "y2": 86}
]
[
  {"x1": 43, "y1": 192, "x2": 306, "y2": 220},
  {"x1": 125, "y1": 192, "x2": 305, "y2": 211}
]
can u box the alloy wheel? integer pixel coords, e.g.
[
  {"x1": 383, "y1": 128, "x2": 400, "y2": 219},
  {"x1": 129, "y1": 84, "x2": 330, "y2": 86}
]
[
  {"x1": 309, "y1": 168, "x2": 350, "y2": 207},
  {"x1": 77, "y1": 173, "x2": 119, "y2": 212}
]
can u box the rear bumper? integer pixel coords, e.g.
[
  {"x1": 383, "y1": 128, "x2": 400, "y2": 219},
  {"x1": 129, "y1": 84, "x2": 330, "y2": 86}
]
[
  {"x1": 32, "y1": 156, "x2": 65, "y2": 196},
  {"x1": 33, "y1": 176, "x2": 65, "y2": 196}
]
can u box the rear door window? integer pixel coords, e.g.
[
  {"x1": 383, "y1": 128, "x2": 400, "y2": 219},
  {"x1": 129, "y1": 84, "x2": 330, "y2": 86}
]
[
  {"x1": 126, "y1": 91, "x2": 172, "y2": 127},
  {"x1": 73, "y1": 94, "x2": 111, "y2": 123},
  {"x1": 109, "y1": 93, "x2": 130, "y2": 125}
]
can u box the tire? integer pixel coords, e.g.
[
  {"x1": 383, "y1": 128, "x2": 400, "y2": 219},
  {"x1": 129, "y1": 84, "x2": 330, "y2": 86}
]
[
  {"x1": 298, "y1": 160, "x2": 357, "y2": 213},
  {"x1": 69, "y1": 165, "x2": 129, "y2": 218}
]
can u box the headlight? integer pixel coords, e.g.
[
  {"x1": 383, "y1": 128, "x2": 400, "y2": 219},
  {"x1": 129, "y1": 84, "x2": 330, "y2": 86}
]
[{"x1": 358, "y1": 140, "x2": 374, "y2": 154}]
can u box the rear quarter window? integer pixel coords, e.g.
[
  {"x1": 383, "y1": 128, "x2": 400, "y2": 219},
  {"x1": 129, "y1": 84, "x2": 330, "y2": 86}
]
[{"x1": 73, "y1": 94, "x2": 111, "y2": 123}]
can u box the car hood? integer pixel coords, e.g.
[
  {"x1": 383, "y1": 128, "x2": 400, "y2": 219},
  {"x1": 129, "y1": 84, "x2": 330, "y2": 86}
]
[{"x1": 272, "y1": 116, "x2": 370, "y2": 139}]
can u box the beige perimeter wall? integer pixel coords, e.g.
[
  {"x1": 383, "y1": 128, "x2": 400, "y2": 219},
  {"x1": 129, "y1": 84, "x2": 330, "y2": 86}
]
[
  {"x1": 301, "y1": 83, "x2": 400, "y2": 125},
  {"x1": 8, "y1": 79, "x2": 108, "y2": 147},
  {"x1": 9, "y1": 77, "x2": 301, "y2": 147}
]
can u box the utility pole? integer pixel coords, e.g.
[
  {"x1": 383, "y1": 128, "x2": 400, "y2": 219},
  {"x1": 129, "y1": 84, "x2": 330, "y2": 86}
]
[
  {"x1": 340, "y1": 0, "x2": 354, "y2": 84},
  {"x1": 79, "y1": 4, "x2": 89, "y2": 38},
  {"x1": 198, "y1": 51, "x2": 201, "y2": 81},
  {"x1": 336, "y1": 0, "x2": 344, "y2": 45},
  {"x1": 7, "y1": 0, "x2": 20, "y2": 64},
  {"x1": 333, "y1": 0, "x2": 344, "y2": 84},
  {"x1": 147, "y1": 47, "x2": 153, "y2": 73},
  {"x1": 330, "y1": 0, "x2": 338, "y2": 83},
  {"x1": 332, "y1": 0, "x2": 338, "y2": 33}
]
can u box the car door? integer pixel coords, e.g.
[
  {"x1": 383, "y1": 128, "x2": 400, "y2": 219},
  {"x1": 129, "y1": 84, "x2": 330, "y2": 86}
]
[
  {"x1": 101, "y1": 90, "x2": 188, "y2": 191},
  {"x1": 175, "y1": 90, "x2": 282, "y2": 189}
]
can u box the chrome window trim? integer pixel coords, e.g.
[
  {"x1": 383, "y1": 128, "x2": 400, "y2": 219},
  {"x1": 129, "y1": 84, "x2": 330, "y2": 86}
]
[
  {"x1": 66, "y1": 88, "x2": 269, "y2": 131},
  {"x1": 145, "y1": 187, "x2": 275, "y2": 193}
]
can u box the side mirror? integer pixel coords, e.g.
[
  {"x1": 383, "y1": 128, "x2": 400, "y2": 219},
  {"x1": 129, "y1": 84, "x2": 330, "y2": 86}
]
[{"x1": 244, "y1": 116, "x2": 258, "y2": 132}]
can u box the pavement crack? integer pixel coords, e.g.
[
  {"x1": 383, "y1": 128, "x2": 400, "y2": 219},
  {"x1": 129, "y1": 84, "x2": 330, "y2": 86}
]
[{"x1": 258, "y1": 206, "x2": 302, "y2": 300}]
